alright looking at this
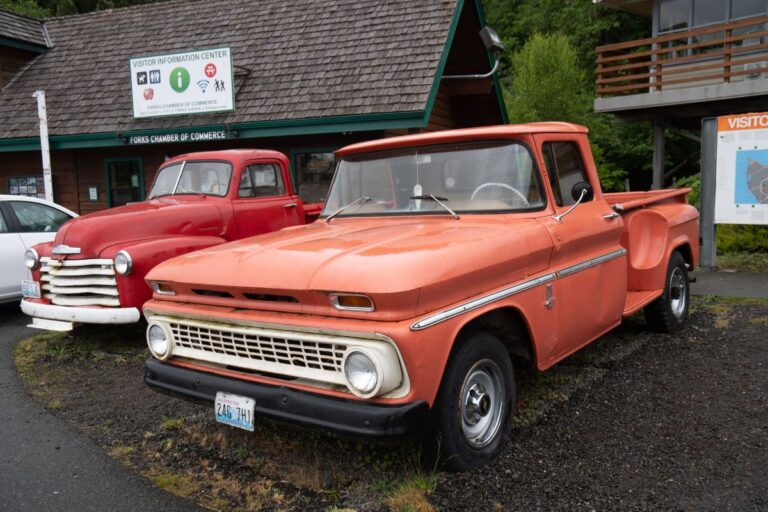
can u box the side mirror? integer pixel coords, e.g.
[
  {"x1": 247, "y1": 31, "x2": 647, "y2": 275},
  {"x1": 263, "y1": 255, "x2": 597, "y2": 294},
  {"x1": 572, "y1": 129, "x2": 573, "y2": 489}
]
[
  {"x1": 571, "y1": 182, "x2": 594, "y2": 202},
  {"x1": 553, "y1": 182, "x2": 593, "y2": 223}
]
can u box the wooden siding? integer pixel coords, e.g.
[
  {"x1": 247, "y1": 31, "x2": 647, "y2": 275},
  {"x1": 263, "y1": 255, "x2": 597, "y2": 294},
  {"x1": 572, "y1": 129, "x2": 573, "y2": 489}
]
[
  {"x1": 0, "y1": 46, "x2": 38, "y2": 88},
  {"x1": 426, "y1": 0, "x2": 503, "y2": 131}
]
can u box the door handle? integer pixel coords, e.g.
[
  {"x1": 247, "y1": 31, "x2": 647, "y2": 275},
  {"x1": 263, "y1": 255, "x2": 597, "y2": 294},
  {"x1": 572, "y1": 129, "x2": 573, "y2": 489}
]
[
  {"x1": 283, "y1": 202, "x2": 298, "y2": 209},
  {"x1": 603, "y1": 212, "x2": 620, "y2": 220}
]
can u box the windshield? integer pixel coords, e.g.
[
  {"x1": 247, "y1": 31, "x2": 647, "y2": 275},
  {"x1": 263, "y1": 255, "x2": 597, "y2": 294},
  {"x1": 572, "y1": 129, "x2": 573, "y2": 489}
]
[
  {"x1": 148, "y1": 161, "x2": 232, "y2": 198},
  {"x1": 320, "y1": 141, "x2": 545, "y2": 218}
]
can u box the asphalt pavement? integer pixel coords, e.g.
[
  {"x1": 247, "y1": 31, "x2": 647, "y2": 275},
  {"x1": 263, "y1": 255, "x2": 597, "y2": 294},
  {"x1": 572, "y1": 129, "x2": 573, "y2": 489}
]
[
  {"x1": 0, "y1": 269, "x2": 764, "y2": 511},
  {"x1": 0, "y1": 302, "x2": 203, "y2": 512},
  {"x1": 691, "y1": 270, "x2": 768, "y2": 298}
]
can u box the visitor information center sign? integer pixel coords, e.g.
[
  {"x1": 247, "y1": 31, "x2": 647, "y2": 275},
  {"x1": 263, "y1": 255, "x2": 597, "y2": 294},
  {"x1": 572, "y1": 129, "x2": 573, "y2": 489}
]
[
  {"x1": 715, "y1": 113, "x2": 768, "y2": 225},
  {"x1": 129, "y1": 47, "x2": 234, "y2": 118}
]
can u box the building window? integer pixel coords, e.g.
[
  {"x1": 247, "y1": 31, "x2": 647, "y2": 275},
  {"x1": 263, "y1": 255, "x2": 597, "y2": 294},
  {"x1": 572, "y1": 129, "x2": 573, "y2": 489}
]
[
  {"x1": 732, "y1": 0, "x2": 768, "y2": 19},
  {"x1": 105, "y1": 158, "x2": 144, "y2": 207},
  {"x1": 293, "y1": 150, "x2": 336, "y2": 203},
  {"x1": 660, "y1": 0, "x2": 689, "y2": 32},
  {"x1": 694, "y1": 0, "x2": 726, "y2": 26},
  {"x1": 658, "y1": 0, "x2": 767, "y2": 34},
  {"x1": 8, "y1": 176, "x2": 46, "y2": 199}
]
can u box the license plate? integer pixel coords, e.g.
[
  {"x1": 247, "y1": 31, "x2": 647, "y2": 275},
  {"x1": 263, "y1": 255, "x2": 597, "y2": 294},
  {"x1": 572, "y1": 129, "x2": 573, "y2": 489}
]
[
  {"x1": 21, "y1": 280, "x2": 40, "y2": 299},
  {"x1": 214, "y1": 392, "x2": 255, "y2": 431}
]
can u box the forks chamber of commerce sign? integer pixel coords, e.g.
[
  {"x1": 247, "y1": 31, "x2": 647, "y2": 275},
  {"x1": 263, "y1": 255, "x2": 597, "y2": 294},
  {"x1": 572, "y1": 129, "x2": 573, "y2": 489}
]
[{"x1": 129, "y1": 47, "x2": 234, "y2": 118}]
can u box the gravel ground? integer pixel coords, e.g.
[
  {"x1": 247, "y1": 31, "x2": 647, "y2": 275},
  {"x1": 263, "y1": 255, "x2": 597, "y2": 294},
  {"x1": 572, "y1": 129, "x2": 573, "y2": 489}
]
[
  {"x1": 11, "y1": 297, "x2": 768, "y2": 511},
  {"x1": 431, "y1": 300, "x2": 768, "y2": 511}
]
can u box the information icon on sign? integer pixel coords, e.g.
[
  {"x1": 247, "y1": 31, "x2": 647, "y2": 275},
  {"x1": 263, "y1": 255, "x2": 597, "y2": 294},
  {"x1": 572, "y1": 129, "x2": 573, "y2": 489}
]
[
  {"x1": 149, "y1": 70, "x2": 161, "y2": 84},
  {"x1": 136, "y1": 72, "x2": 147, "y2": 85}
]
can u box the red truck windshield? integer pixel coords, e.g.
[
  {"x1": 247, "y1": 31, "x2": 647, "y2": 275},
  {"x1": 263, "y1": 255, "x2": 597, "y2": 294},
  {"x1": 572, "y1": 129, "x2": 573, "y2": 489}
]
[
  {"x1": 321, "y1": 141, "x2": 545, "y2": 218},
  {"x1": 149, "y1": 161, "x2": 232, "y2": 198}
]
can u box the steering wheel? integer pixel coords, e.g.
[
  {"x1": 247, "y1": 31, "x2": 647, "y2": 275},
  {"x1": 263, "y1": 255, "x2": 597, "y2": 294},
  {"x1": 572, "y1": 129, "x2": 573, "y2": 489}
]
[{"x1": 471, "y1": 182, "x2": 529, "y2": 206}]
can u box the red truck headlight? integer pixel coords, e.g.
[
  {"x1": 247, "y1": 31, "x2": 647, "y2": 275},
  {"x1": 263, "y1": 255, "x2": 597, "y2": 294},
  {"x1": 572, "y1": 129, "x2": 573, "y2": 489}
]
[
  {"x1": 114, "y1": 250, "x2": 132, "y2": 275},
  {"x1": 24, "y1": 248, "x2": 40, "y2": 270}
]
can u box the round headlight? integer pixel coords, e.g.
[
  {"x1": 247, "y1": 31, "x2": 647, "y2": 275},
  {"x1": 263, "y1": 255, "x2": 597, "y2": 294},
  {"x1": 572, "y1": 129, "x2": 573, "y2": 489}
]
[
  {"x1": 344, "y1": 350, "x2": 379, "y2": 397},
  {"x1": 147, "y1": 323, "x2": 170, "y2": 359},
  {"x1": 114, "y1": 250, "x2": 132, "y2": 275},
  {"x1": 24, "y1": 248, "x2": 39, "y2": 270}
]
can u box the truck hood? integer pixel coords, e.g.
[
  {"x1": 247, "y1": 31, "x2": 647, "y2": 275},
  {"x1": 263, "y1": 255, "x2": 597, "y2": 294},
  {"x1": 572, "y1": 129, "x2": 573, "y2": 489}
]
[
  {"x1": 52, "y1": 197, "x2": 225, "y2": 257},
  {"x1": 147, "y1": 216, "x2": 554, "y2": 317}
]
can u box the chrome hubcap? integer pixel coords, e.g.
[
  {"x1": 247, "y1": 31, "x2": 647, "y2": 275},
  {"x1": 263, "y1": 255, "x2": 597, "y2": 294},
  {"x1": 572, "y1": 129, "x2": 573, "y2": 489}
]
[
  {"x1": 460, "y1": 360, "x2": 504, "y2": 448},
  {"x1": 669, "y1": 267, "x2": 687, "y2": 319}
]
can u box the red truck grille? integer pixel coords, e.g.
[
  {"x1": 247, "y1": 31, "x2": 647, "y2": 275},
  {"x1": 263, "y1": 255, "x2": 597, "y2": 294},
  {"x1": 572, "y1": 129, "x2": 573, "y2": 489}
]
[{"x1": 40, "y1": 257, "x2": 120, "y2": 307}]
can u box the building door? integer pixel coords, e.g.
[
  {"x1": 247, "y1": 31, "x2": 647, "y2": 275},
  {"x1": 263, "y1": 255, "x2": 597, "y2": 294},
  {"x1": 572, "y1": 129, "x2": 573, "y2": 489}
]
[{"x1": 105, "y1": 158, "x2": 144, "y2": 207}]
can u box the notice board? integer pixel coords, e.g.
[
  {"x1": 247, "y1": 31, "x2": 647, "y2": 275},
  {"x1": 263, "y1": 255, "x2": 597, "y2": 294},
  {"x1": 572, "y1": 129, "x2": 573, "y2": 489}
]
[
  {"x1": 715, "y1": 113, "x2": 768, "y2": 225},
  {"x1": 129, "y1": 47, "x2": 234, "y2": 119}
]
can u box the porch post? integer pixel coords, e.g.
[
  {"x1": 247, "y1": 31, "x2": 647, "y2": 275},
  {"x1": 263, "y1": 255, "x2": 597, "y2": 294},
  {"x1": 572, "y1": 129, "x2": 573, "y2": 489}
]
[{"x1": 699, "y1": 117, "x2": 717, "y2": 271}]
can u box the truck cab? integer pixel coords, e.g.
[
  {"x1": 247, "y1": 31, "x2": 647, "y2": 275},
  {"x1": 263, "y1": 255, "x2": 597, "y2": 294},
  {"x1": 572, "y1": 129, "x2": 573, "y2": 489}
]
[
  {"x1": 22, "y1": 149, "x2": 321, "y2": 331},
  {"x1": 140, "y1": 125, "x2": 699, "y2": 471}
]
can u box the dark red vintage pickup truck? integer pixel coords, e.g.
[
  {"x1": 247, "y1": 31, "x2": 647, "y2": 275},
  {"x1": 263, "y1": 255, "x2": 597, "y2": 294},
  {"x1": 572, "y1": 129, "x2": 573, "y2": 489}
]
[{"x1": 21, "y1": 149, "x2": 321, "y2": 331}]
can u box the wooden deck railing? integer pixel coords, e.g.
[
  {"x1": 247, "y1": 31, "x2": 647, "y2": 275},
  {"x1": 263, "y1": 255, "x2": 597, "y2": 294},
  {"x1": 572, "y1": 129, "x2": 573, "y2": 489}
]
[{"x1": 596, "y1": 15, "x2": 768, "y2": 97}]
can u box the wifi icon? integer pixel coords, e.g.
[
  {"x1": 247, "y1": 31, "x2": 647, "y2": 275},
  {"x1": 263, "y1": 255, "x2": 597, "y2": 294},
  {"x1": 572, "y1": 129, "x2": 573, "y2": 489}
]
[{"x1": 197, "y1": 79, "x2": 210, "y2": 93}]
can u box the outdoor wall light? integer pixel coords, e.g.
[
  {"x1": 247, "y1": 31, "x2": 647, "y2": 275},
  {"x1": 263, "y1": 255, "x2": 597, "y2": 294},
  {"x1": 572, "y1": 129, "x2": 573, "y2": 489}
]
[
  {"x1": 443, "y1": 25, "x2": 505, "y2": 80},
  {"x1": 479, "y1": 26, "x2": 505, "y2": 54}
]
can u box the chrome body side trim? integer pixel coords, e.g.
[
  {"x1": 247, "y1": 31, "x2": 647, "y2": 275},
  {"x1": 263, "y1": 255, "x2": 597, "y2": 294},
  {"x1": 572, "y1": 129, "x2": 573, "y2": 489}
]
[
  {"x1": 410, "y1": 273, "x2": 556, "y2": 331},
  {"x1": 410, "y1": 248, "x2": 628, "y2": 331},
  {"x1": 555, "y1": 248, "x2": 627, "y2": 278}
]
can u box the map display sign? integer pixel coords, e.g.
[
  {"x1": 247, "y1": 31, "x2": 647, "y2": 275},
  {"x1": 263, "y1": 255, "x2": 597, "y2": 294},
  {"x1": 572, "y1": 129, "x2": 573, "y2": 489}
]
[
  {"x1": 714, "y1": 113, "x2": 768, "y2": 225},
  {"x1": 129, "y1": 47, "x2": 234, "y2": 118}
]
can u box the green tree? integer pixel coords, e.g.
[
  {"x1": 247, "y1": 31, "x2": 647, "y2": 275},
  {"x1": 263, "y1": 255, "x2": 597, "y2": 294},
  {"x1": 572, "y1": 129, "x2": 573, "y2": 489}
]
[
  {"x1": 0, "y1": 0, "x2": 50, "y2": 18},
  {"x1": 506, "y1": 33, "x2": 627, "y2": 190},
  {"x1": 506, "y1": 33, "x2": 589, "y2": 123}
]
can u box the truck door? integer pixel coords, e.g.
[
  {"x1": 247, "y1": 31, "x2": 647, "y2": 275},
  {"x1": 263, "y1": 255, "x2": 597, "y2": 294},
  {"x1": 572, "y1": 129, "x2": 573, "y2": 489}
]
[
  {"x1": 232, "y1": 162, "x2": 302, "y2": 239},
  {"x1": 534, "y1": 135, "x2": 627, "y2": 364}
]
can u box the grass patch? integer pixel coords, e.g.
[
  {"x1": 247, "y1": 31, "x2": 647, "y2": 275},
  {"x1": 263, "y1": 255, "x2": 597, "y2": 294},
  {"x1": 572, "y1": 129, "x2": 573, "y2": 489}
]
[
  {"x1": 385, "y1": 472, "x2": 439, "y2": 512},
  {"x1": 146, "y1": 470, "x2": 200, "y2": 497},
  {"x1": 109, "y1": 445, "x2": 136, "y2": 458},
  {"x1": 160, "y1": 416, "x2": 185, "y2": 431},
  {"x1": 45, "y1": 399, "x2": 65, "y2": 411},
  {"x1": 716, "y1": 252, "x2": 768, "y2": 273},
  {"x1": 748, "y1": 316, "x2": 768, "y2": 326}
]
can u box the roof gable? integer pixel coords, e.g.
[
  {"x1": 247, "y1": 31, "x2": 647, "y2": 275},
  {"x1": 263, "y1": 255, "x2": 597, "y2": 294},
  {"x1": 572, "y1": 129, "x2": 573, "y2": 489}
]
[{"x1": 0, "y1": 0, "x2": 458, "y2": 140}]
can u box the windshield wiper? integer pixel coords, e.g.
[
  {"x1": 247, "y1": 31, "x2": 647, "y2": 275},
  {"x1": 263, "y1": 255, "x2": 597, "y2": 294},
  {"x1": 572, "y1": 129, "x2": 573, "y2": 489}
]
[
  {"x1": 325, "y1": 196, "x2": 371, "y2": 223},
  {"x1": 410, "y1": 194, "x2": 460, "y2": 220}
]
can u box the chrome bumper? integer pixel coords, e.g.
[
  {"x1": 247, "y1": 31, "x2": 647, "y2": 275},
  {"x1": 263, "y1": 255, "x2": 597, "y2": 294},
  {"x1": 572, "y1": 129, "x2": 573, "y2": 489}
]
[{"x1": 21, "y1": 299, "x2": 140, "y2": 331}]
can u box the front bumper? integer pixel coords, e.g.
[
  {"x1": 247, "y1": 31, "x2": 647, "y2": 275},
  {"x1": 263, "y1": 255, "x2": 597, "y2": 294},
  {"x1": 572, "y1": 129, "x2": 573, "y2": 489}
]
[
  {"x1": 144, "y1": 358, "x2": 429, "y2": 437},
  {"x1": 21, "y1": 299, "x2": 140, "y2": 331}
]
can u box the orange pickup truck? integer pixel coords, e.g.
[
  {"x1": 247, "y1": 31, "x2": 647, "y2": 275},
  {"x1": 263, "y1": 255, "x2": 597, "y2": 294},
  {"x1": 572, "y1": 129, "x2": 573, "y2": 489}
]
[{"x1": 142, "y1": 124, "x2": 699, "y2": 470}]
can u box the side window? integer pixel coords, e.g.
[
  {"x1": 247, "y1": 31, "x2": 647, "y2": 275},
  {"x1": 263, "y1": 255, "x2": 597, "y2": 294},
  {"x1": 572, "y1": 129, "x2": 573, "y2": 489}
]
[
  {"x1": 238, "y1": 164, "x2": 285, "y2": 198},
  {"x1": 541, "y1": 142, "x2": 591, "y2": 206},
  {"x1": 9, "y1": 201, "x2": 71, "y2": 233},
  {"x1": 0, "y1": 211, "x2": 8, "y2": 233}
]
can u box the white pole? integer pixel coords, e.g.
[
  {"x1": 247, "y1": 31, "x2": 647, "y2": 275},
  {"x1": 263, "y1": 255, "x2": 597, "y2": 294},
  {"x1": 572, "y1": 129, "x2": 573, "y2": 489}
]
[{"x1": 33, "y1": 90, "x2": 53, "y2": 202}]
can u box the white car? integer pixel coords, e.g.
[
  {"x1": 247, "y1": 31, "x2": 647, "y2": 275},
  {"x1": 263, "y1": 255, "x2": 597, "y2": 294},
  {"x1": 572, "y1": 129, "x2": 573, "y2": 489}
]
[{"x1": 0, "y1": 195, "x2": 77, "y2": 304}]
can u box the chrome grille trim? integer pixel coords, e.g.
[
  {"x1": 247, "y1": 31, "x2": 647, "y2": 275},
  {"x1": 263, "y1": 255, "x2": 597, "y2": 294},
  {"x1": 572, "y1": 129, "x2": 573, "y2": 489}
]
[
  {"x1": 148, "y1": 315, "x2": 409, "y2": 394},
  {"x1": 40, "y1": 257, "x2": 119, "y2": 307}
]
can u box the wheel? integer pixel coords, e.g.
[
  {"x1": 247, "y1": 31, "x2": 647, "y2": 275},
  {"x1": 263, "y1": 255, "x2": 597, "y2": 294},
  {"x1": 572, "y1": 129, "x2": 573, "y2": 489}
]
[
  {"x1": 429, "y1": 332, "x2": 515, "y2": 471},
  {"x1": 470, "y1": 182, "x2": 529, "y2": 205},
  {"x1": 644, "y1": 251, "x2": 690, "y2": 333}
]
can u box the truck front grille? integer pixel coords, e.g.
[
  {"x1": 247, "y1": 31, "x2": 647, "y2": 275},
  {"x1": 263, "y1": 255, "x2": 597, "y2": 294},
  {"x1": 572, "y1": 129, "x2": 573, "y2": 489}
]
[
  {"x1": 167, "y1": 319, "x2": 349, "y2": 385},
  {"x1": 40, "y1": 257, "x2": 120, "y2": 307}
]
